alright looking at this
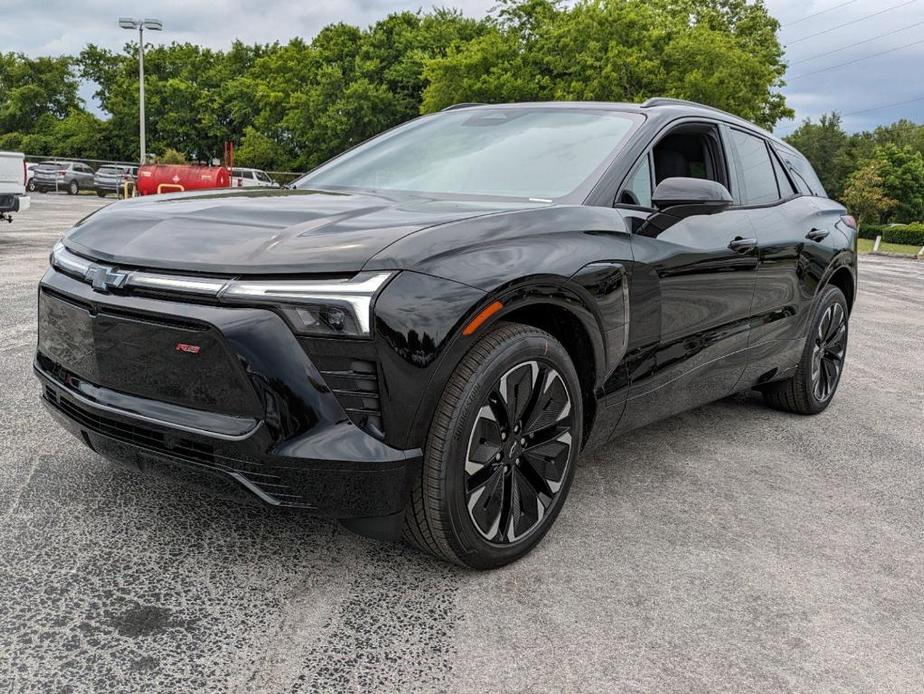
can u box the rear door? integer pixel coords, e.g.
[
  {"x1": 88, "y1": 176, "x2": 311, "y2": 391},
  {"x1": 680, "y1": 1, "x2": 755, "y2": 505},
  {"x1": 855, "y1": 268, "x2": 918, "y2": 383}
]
[
  {"x1": 613, "y1": 120, "x2": 759, "y2": 432},
  {"x1": 728, "y1": 131, "x2": 846, "y2": 385}
]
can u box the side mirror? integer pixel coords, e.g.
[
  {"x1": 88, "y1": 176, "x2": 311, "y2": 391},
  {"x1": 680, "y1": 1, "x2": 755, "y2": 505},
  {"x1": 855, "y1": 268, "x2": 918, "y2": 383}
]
[
  {"x1": 639, "y1": 177, "x2": 733, "y2": 237},
  {"x1": 652, "y1": 177, "x2": 733, "y2": 216}
]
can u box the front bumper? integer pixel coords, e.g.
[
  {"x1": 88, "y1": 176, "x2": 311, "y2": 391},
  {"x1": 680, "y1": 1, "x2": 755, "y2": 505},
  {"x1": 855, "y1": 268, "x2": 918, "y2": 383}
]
[{"x1": 35, "y1": 268, "x2": 421, "y2": 520}]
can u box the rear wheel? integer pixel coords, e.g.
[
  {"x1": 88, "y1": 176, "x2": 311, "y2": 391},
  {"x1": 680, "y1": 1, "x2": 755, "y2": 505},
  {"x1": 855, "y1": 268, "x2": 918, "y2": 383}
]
[
  {"x1": 96, "y1": 190, "x2": 106, "y2": 198},
  {"x1": 404, "y1": 323, "x2": 582, "y2": 569},
  {"x1": 762, "y1": 285, "x2": 849, "y2": 414},
  {"x1": 68, "y1": 180, "x2": 79, "y2": 195},
  {"x1": 26, "y1": 179, "x2": 35, "y2": 193}
]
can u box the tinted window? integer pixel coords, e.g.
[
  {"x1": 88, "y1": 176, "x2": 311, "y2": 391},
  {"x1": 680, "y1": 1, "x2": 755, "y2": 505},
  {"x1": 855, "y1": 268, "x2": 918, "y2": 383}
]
[
  {"x1": 620, "y1": 155, "x2": 652, "y2": 208},
  {"x1": 774, "y1": 146, "x2": 826, "y2": 197},
  {"x1": 298, "y1": 108, "x2": 639, "y2": 199},
  {"x1": 730, "y1": 129, "x2": 778, "y2": 205},
  {"x1": 770, "y1": 150, "x2": 796, "y2": 196}
]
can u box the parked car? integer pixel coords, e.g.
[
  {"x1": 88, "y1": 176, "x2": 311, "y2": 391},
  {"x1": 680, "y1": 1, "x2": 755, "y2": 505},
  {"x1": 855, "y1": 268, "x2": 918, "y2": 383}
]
[
  {"x1": 231, "y1": 167, "x2": 279, "y2": 188},
  {"x1": 35, "y1": 100, "x2": 857, "y2": 569},
  {"x1": 26, "y1": 162, "x2": 37, "y2": 192},
  {"x1": 32, "y1": 161, "x2": 95, "y2": 195},
  {"x1": 94, "y1": 165, "x2": 138, "y2": 197},
  {"x1": 0, "y1": 151, "x2": 31, "y2": 221}
]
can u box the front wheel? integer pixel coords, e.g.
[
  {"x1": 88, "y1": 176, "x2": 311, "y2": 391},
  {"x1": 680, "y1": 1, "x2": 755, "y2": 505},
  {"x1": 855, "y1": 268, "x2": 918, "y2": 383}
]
[
  {"x1": 404, "y1": 323, "x2": 583, "y2": 569},
  {"x1": 762, "y1": 285, "x2": 849, "y2": 414}
]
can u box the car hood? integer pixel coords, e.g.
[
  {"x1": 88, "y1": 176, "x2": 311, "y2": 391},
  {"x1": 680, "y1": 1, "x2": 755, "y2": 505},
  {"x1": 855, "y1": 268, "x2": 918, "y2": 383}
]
[{"x1": 63, "y1": 188, "x2": 529, "y2": 275}]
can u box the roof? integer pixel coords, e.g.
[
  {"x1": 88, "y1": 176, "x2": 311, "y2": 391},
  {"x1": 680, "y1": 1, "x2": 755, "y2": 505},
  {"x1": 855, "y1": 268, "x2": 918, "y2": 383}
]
[{"x1": 440, "y1": 98, "x2": 785, "y2": 146}]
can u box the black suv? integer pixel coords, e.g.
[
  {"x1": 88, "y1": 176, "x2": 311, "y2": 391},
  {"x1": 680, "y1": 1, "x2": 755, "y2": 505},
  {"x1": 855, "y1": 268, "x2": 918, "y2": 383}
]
[{"x1": 36, "y1": 100, "x2": 856, "y2": 568}]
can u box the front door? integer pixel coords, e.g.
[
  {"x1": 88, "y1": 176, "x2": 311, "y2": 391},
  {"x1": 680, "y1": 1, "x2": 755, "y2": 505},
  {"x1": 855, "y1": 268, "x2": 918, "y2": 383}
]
[{"x1": 612, "y1": 122, "x2": 759, "y2": 434}]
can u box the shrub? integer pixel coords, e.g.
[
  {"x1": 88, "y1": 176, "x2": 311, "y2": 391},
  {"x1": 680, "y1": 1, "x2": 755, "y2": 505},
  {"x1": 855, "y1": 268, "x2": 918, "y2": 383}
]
[{"x1": 858, "y1": 223, "x2": 924, "y2": 247}]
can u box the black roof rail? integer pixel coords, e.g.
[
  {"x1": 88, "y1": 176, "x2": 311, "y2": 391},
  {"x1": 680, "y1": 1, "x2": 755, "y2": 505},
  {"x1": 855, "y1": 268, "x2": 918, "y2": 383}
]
[{"x1": 441, "y1": 103, "x2": 483, "y2": 111}]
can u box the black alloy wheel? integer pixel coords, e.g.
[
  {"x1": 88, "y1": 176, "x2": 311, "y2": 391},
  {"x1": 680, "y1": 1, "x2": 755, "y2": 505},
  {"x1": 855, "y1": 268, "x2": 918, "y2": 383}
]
[
  {"x1": 464, "y1": 360, "x2": 574, "y2": 544},
  {"x1": 404, "y1": 323, "x2": 583, "y2": 569},
  {"x1": 811, "y1": 302, "x2": 847, "y2": 403},
  {"x1": 762, "y1": 285, "x2": 849, "y2": 415}
]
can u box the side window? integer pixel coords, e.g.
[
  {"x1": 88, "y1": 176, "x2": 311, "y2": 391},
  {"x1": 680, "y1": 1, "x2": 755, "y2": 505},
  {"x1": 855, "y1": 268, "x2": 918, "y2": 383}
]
[
  {"x1": 774, "y1": 146, "x2": 826, "y2": 198},
  {"x1": 770, "y1": 149, "x2": 796, "y2": 197},
  {"x1": 729, "y1": 129, "x2": 779, "y2": 205},
  {"x1": 619, "y1": 155, "x2": 653, "y2": 208},
  {"x1": 242, "y1": 170, "x2": 254, "y2": 180}
]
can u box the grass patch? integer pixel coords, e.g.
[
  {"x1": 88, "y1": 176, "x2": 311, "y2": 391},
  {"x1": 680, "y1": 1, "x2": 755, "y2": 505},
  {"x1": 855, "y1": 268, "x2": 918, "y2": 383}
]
[{"x1": 857, "y1": 238, "x2": 921, "y2": 256}]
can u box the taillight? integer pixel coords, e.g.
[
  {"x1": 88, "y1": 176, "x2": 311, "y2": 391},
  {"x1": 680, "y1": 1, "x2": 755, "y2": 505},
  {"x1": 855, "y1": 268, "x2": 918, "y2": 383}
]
[
  {"x1": 840, "y1": 214, "x2": 857, "y2": 230},
  {"x1": 58, "y1": 170, "x2": 66, "y2": 177}
]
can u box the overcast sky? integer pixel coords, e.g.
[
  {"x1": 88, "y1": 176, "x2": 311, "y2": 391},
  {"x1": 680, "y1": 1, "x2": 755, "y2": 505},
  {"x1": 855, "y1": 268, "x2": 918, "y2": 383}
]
[{"x1": 1, "y1": 0, "x2": 922, "y2": 135}]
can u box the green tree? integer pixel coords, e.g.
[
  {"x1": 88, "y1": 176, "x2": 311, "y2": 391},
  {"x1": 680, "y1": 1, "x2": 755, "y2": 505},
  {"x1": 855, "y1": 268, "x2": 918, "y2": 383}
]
[
  {"x1": 0, "y1": 53, "x2": 81, "y2": 134},
  {"x1": 840, "y1": 159, "x2": 896, "y2": 227},
  {"x1": 872, "y1": 144, "x2": 924, "y2": 223},
  {"x1": 421, "y1": 0, "x2": 792, "y2": 128},
  {"x1": 784, "y1": 113, "x2": 852, "y2": 199}
]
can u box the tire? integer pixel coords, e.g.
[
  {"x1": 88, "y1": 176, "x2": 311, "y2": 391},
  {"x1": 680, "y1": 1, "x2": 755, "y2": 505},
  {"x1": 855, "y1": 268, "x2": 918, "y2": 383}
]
[
  {"x1": 26, "y1": 179, "x2": 35, "y2": 193},
  {"x1": 96, "y1": 190, "x2": 107, "y2": 198},
  {"x1": 67, "y1": 180, "x2": 79, "y2": 195},
  {"x1": 404, "y1": 323, "x2": 583, "y2": 569},
  {"x1": 762, "y1": 285, "x2": 849, "y2": 415}
]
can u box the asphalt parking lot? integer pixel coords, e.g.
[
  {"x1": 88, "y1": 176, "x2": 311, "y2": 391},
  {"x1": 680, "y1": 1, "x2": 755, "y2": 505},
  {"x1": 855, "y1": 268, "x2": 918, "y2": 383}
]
[{"x1": 1, "y1": 194, "x2": 922, "y2": 692}]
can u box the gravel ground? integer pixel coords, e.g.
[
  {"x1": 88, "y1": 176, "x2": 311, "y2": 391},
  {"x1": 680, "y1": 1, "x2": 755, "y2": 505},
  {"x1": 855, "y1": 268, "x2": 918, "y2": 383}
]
[{"x1": 1, "y1": 194, "x2": 922, "y2": 693}]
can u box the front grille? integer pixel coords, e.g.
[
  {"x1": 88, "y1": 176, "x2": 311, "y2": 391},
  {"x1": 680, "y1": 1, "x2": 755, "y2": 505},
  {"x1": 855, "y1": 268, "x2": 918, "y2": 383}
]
[{"x1": 43, "y1": 386, "x2": 306, "y2": 506}]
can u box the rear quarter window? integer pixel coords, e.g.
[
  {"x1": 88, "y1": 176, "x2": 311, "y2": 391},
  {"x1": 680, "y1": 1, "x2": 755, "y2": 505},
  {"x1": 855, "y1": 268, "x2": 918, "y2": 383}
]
[{"x1": 774, "y1": 146, "x2": 826, "y2": 197}]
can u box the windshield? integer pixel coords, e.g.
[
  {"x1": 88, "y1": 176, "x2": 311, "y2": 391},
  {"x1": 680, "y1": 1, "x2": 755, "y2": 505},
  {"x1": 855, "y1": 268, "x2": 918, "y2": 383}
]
[{"x1": 296, "y1": 107, "x2": 639, "y2": 200}]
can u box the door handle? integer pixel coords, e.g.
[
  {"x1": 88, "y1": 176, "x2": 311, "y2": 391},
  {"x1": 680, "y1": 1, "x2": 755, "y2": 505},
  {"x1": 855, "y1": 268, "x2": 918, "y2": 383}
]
[
  {"x1": 728, "y1": 236, "x2": 757, "y2": 253},
  {"x1": 806, "y1": 228, "x2": 830, "y2": 242}
]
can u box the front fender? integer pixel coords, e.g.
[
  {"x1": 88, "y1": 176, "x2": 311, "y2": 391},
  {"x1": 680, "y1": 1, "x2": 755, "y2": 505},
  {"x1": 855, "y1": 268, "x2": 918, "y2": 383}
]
[{"x1": 374, "y1": 271, "x2": 619, "y2": 450}]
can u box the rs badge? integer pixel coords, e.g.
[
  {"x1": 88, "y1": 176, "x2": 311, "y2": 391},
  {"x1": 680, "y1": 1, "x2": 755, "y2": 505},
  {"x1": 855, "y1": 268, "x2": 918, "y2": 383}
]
[{"x1": 175, "y1": 343, "x2": 201, "y2": 354}]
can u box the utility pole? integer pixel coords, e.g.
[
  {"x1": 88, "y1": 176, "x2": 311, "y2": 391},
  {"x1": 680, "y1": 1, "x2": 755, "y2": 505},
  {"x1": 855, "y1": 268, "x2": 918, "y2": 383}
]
[{"x1": 118, "y1": 18, "x2": 163, "y2": 165}]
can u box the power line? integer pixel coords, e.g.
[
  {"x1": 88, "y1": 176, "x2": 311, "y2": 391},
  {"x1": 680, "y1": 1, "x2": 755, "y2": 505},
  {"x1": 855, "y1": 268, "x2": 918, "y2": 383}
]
[
  {"x1": 789, "y1": 19, "x2": 924, "y2": 65},
  {"x1": 786, "y1": 0, "x2": 920, "y2": 46},
  {"x1": 790, "y1": 36, "x2": 924, "y2": 79},
  {"x1": 843, "y1": 94, "x2": 924, "y2": 116},
  {"x1": 781, "y1": 0, "x2": 861, "y2": 28}
]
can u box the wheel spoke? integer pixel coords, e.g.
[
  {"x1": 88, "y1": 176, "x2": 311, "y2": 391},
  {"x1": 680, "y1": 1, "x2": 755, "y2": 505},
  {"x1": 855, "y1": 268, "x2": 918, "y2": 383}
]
[
  {"x1": 522, "y1": 369, "x2": 571, "y2": 436},
  {"x1": 521, "y1": 431, "x2": 571, "y2": 493},
  {"x1": 505, "y1": 467, "x2": 544, "y2": 542},
  {"x1": 467, "y1": 468, "x2": 505, "y2": 539},
  {"x1": 500, "y1": 361, "x2": 538, "y2": 428},
  {"x1": 825, "y1": 304, "x2": 844, "y2": 342},
  {"x1": 466, "y1": 405, "x2": 503, "y2": 475}
]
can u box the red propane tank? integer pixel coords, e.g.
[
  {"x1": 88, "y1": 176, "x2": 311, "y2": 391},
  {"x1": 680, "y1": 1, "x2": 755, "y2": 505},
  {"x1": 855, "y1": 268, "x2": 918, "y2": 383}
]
[{"x1": 136, "y1": 164, "x2": 230, "y2": 196}]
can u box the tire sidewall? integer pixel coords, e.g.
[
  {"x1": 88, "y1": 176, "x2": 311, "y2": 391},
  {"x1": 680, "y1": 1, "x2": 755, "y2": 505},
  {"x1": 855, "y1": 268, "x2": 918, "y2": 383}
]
[
  {"x1": 68, "y1": 180, "x2": 78, "y2": 195},
  {"x1": 800, "y1": 286, "x2": 849, "y2": 413},
  {"x1": 436, "y1": 329, "x2": 583, "y2": 569}
]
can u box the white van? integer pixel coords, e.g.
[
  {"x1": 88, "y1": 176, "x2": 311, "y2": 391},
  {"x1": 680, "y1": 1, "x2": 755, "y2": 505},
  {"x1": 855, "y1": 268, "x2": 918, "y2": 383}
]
[{"x1": 0, "y1": 151, "x2": 31, "y2": 221}]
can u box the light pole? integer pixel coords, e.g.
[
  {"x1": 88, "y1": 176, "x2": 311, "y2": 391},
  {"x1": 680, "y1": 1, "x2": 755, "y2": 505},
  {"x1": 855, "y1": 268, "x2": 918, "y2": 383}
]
[{"x1": 118, "y1": 17, "x2": 163, "y2": 164}]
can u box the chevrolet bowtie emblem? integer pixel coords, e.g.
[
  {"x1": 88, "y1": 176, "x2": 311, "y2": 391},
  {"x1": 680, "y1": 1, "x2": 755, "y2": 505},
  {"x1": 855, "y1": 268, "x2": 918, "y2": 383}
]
[{"x1": 85, "y1": 264, "x2": 128, "y2": 293}]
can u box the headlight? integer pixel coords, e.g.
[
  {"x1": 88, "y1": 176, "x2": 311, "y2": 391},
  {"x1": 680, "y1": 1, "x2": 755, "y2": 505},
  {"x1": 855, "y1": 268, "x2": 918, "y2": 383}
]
[
  {"x1": 50, "y1": 242, "x2": 393, "y2": 338},
  {"x1": 221, "y1": 273, "x2": 394, "y2": 337}
]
